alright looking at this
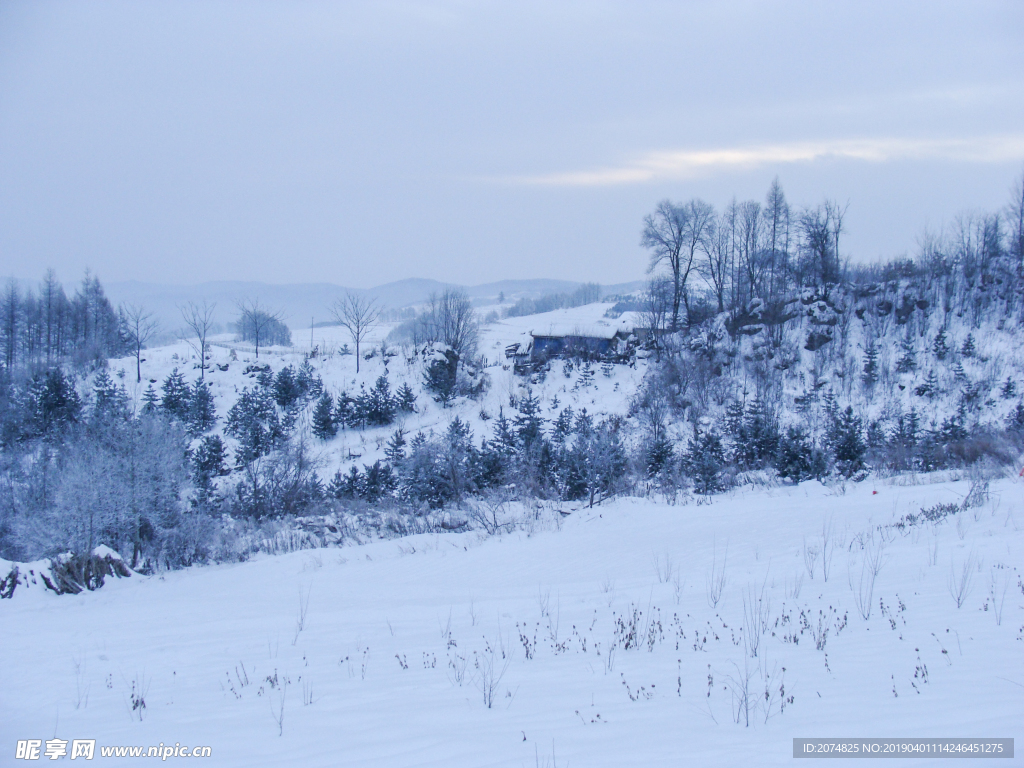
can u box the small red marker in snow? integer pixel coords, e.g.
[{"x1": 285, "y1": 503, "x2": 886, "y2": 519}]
[{"x1": 872, "y1": 490, "x2": 877, "y2": 495}]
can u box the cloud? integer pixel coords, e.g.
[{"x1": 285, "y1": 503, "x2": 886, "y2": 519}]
[{"x1": 503, "y1": 135, "x2": 1024, "y2": 187}]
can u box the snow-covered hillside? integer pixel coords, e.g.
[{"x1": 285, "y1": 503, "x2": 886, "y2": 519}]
[
  {"x1": 3, "y1": 474, "x2": 1021, "y2": 766},
  {"x1": 99, "y1": 303, "x2": 647, "y2": 487}
]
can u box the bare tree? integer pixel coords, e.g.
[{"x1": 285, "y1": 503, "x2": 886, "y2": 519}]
[
  {"x1": 641, "y1": 198, "x2": 715, "y2": 331},
  {"x1": 1007, "y1": 168, "x2": 1024, "y2": 272},
  {"x1": 419, "y1": 288, "x2": 478, "y2": 360},
  {"x1": 738, "y1": 199, "x2": 764, "y2": 302},
  {"x1": 1, "y1": 279, "x2": 18, "y2": 370},
  {"x1": 641, "y1": 201, "x2": 687, "y2": 332},
  {"x1": 797, "y1": 200, "x2": 846, "y2": 287},
  {"x1": 701, "y1": 206, "x2": 735, "y2": 313},
  {"x1": 236, "y1": 298, "x2": 284, "y2": 360},
  {"x1": 179, "y1": 300, "x2": 216, "y2": 381},
  {"x1": 762, "y1": 177, "x2": 791, "y2": 303},
  {"x1": 640, "y1": 276, "x2": 672, "y2": 356},
  {"x1": 122, "y1": 303, "x2": 159, "y2": 383},
  {"x1": 330, "y1": 293, "x2": 381, "y2": 373}
]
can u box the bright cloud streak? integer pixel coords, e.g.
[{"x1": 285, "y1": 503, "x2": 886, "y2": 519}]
[{"x1": 506, "y1": 135, "x2": 1024, "y2": 187}]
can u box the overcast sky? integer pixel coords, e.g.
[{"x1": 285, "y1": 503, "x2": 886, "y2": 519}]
[{"x1": 0, "y1": 1, "x2": 1022, "y2": 289}]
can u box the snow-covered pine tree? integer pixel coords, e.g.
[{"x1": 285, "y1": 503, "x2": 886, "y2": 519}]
[
  {"x1": 161, "y1": 368, "x2": 190, "y2": 421},
  {"x1": 961, "y1": 333, "x2": 975, "y2": 358},
  {"x1": 862, "y1": 341, "x2": 879, "y2": 387},
  {"x1": 141, "y1": 383, "x2": 160, "y2": 414},
  {"x1": 396, "y1": 382, "x2": 417, "y2": 413},
  {"x1": 684, "y1": 427, "x2": 726, "y2": 494},
  {"x1": 384, "y1": 427, "x2": 406, "y2": 464},
  {"x1": 896, "y1": 337, "x2": 917, "y2": 373},
  {"x1": 187, "y1": 380, "x2": 217, "y2": 436},
  {"x1": 312, "y1": 392, "x2": 336, "y2": 440},
  {"x1": 932, "y1": 328, "x2": 949, "y2": 361}
]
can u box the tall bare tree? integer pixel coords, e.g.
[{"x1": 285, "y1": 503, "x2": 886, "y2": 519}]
[
  {"x1": 701, "y1": 207, "x2": 735, "y2": 313},
  {"x1": 762, "y1": 177, "x2": 791, "y2": 302},
  {"x1": 641, "y1": 198, "x2": 715, "y2": 331},
  {"x1": 419, "y1": 288, "x2": 478, "y2": 360},
  {"x1": 1, "y1": 279, "x2": 19, "y2": 370},
  {"x1": 640, "y1": 276, "x2": 673, "y2": 356},
  {"x1": 331, "y1": 293, "x2": 381, "y2": 373},
  {"x1": 236, "y1": 298, "x2": 284, "y2": 360},
  {"x1": 180, "y1": 300, "x2": 216, "y2": 381},
  {"x1": 1007, "y1": 168, "x2": 1024, "y2": 272},
  {"x1": 122, "y1": 303, "x2": 158, "y2": 383}
]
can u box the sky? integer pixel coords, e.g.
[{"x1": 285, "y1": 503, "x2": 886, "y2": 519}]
[{"x1": 0, "y1": 0, "x2": 1022, "y2": 289}]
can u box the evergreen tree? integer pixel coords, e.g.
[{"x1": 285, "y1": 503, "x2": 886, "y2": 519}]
[
  {"x1": 366, "y1": 375, "x2": 396, "y2": 426},
  {"x1": 141, "y1": 383, "x2": 160, "y2": 414},
  {"x1": 896, "y1": 338, "x2": 917, "y2": 373},
  {"x1": 724, "y1": 400, "x2": 745, "y2": 436},
  {"x1": 515, "y1": 390, "x2": 544, "y2": 449},
  {"x1": 311, "y1": 392, "x2": 336, "y2": 440},
  {"x1": 296, "y1": 360, "x2": 322, "y2": 399},
  {"x1": 645, "y1": 435, "x2": 674, "y2": 478},
  {"x1": 775, "y1": 426, "x2": 818, "y2": 482},
  {"x1": 937, "y1": 406, "x2": 968, "y2": 443},
  {"x1": 396, "y1": 382, "x2": 417, "y2": 413},
  {"x1": 161, "y1": 368, "x2": 191, "y2": 421},
  {"x1": 274, "y1": 365, "x2": 302, "y2": 408},
  {"x1": 734, "y1": 397, "x2": 780, "y2": 469},
  {"x1": 1006, "y1": 401, "x2": 1024, "y2": 433},
  {"x1": 862, "y1": 341, "x2": 879, "y2": 387},
  {"x1": 409, "y1": 431, "x2": 428, "y2": 451},
  {"x1": 384, "y1": 427, "x2": 406, "y2": 465},
  {"x1": 187, "y1": 380, "x2": 217, "y2": 436},
  {"x1": 952, "y1": 361, "x2": 967, "y2": 381},
  {"x1": 684, "y1": 427, "x2": 726, "y2": 494},
  {"x1": 960, "y1": 333, "x2": 975, "y2": 358},
  {"x1": 333, "y1": 391, "x2": 353, "y2": 429},
  {"x1": 832, "y1": 406, "x2": 866, "y2": 476},
  {"x1": 92, "y1": 368, "x2": 128, "y2": 423},
  {"x1": 30, "y1": 368, "x2": 82, "y2": 438},
  {"x1": 551, "y1": 406, "x2": 574, "y2": 446},
  {"x1": 1000, "y1": 377, "x2": 1017, "y2": 400},
  {"x1": 914, "y1": 370, "x2": 939, "y2": 398},
  {"x1": 361, "y1": 460, "x2": 397, "y2": 503},
  {"x1": 328, "y1": 468, "x2": 347, "y2": 499},
  {"x1": 932, "y1": 328, "x2": 949, "y2": 361},
  {"x1": 225, "y1": 386, "x2": 285, "y2": 464},
  {"x1": 192, "y1": 434, "x2": 229, "y2": 501},
  {"x1": 890, "y1": 408, "x2": 920, "y2": 449},
  {"x1": 491, "y1": 409, "x2": 518, "y2": 458},
  {"x1": 423, "y1": 347, "x2": 459, "y2": 405}
]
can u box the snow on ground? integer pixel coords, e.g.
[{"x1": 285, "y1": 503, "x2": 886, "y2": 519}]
[
  {"x1": 4, "y1": 474, "x2": 1022, "y2": 766},
  {"x1": 103, "y1": 303, "x2": 647, "y2": 480}
]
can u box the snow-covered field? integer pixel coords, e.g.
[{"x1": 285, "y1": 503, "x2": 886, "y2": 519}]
[{"x1": 4, "y1": 474, "x2": 1021, "y2": 766}]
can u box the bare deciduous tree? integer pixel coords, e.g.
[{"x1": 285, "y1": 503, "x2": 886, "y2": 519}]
[
  {"x1": 641, "y1": 198, "x2": 715, "y2": 331},
  {"x1": 179, "y1": 300, "x2": 216, "y2": 381},
  {"x1": 1006, "y1": 168, "x2": 1024, "y2": 271},
  {"x1": 701, "y1": 205, "x2": 735, "y2": 313},
  {"x1": 419, "y1": 288, "x2": 478, "y2": 360},
  {"x1": 331, "y1": 293, "x2": 382, "y2": 373},
  {"x1": 236, "y1": 298, "x2": 284, "y2": 360},
  {"x1": 640, "y1": 276, "x2": 672, "y2": 356},
  {"x1": 121, "y1": 303, "x2": 159, "y2": 383}
]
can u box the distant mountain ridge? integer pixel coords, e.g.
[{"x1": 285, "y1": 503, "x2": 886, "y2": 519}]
[{"x1": 103, "y1": 277, "x2": 644, "y2": 332}]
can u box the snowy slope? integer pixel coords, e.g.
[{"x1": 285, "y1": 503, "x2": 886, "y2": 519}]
[
  {"x1": 101, "y1": 303, "x2": 647, "y2": 486},
  {"x1": 3, "y1": 475, "x2": 1021, "y2": 767}
]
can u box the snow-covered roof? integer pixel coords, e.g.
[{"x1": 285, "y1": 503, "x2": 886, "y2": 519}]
[{"x1": 530, "y1": 316, "x2": 635, "y2": 340}]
